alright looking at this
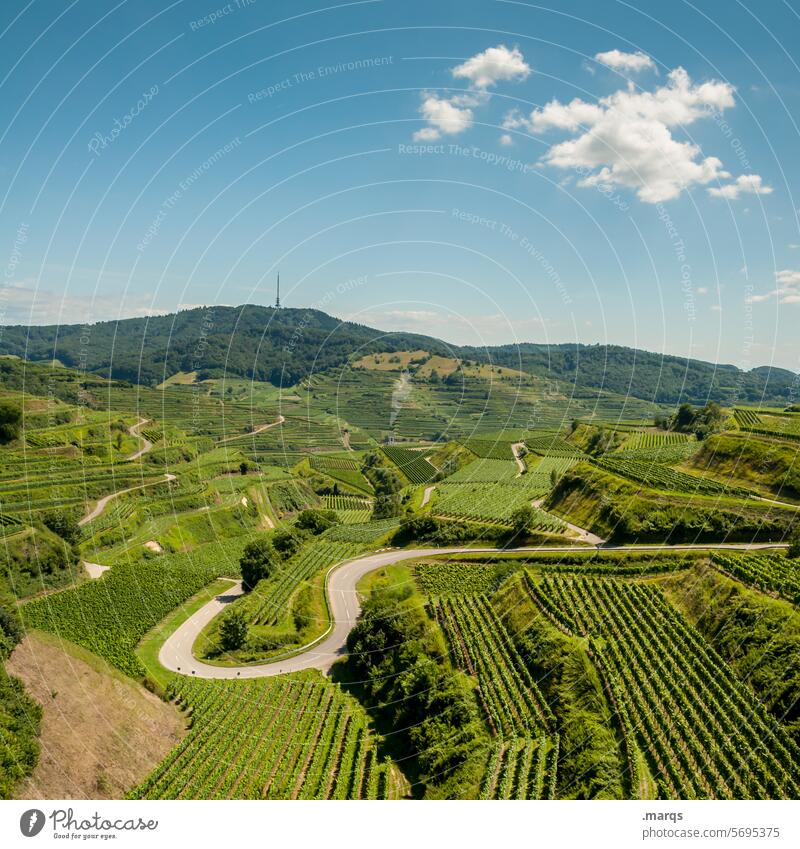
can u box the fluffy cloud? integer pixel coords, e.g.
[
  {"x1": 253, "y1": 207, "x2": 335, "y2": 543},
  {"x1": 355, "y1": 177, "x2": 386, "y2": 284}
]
[
  {"x1": 503, "y1": 67, "x2": 737, "y2": 202},
  {"x1": 452, "y1": 45, "x2": 532, "y2": 89},
  {"x1": 413, "y1": 94, "x2": 475, "y2": 141},
  {"x1": 594, "y1": 49, "x2": 656, "y2": 73},
  {"x1": 413, "y1": 45, "x2": 530, "y2": 141},
  {"x1": 708, "y1": 173, "x2": 773, "y2": 199},
  {"x1": 747, "y1": 269, "x2": 800, "y2": 305}
]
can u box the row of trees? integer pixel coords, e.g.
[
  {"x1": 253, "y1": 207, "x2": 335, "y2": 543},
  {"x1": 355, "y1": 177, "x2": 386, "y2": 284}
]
[{"x1": 655, "y1": 402, "x2": 727, "y2": 440}]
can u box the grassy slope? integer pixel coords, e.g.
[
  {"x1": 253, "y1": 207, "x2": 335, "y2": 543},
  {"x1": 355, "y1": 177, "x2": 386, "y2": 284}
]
[
  {"x1": 662, "y1": 563, "x2": 800, "y2": 741},
  {"x1": 684, "y1": 432, "x2": 800, "y2": 500},
  {"x1": 544, "y1": 461, "x2": 799, "y2": 542}
]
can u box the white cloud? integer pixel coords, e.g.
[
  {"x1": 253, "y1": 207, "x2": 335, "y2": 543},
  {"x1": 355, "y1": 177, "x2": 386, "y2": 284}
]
[
  {"x1": 499, "y1": 133, "x2": 513, "y2": 146},
  {"x1": 708, "y1": 173, "x2": 773, "y2": 199},
  {"x1": 503, "y1": 67, "x2": 737, "y2": 203},
  {"x1": 594, "y1": 49, "x2": 656, "y2": 73},
  {"x1": 696, "y1": 286, "x2": 709, "y2": 295},
  {"x1": 747, "y1": 269, "x2": 800, "y2": 305},
  {"x1": 452, "y1": 45, "x2": 531, "y2": 89},
  {"x1": 413, "y1": 94, "x2": 474, "y2": 141},
  {"x1": 413, "y1": 45, "x2": 530, "y2": 141},
  {"x1": 0, "y1": 281, "x2": 166, "y2": 325}
]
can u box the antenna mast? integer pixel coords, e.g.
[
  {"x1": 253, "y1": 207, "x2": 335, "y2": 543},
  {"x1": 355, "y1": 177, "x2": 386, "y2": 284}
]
[{"x1": 275, "y1": 272, "x2": 281, "y2": 309}]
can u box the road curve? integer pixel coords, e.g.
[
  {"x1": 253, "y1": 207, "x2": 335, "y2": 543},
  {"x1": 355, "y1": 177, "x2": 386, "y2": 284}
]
[
  {"x1": 79, "y1": 473, "x2": 176, "y2": 526},
  {"x1": 218, "y1": 415, "x2": 285, "y2": 444},
  {"x1": 127, "y1": 418, "x2": 153, "y2": 461},
  {"x1": 157, "y1": 541, "x2": 789, "y2": 680}
]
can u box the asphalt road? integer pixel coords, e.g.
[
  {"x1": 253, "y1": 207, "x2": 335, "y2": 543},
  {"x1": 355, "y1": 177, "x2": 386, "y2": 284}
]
[{"x1": 157, "y1": 541, "x2": 789, "y2": 680}]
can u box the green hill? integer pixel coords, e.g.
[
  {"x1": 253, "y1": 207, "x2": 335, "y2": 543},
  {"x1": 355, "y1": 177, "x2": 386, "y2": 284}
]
[{"x1": 0, "y1": 304, "x2": 796, "y2": 404}]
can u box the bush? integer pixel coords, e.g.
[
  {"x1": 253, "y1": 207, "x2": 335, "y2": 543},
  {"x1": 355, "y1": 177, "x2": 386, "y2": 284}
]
[
  {"x1": 219, "y1": 610, "x2": 248, "y2": 651},
  {"x1": 41, "y1": 510, "x2": 82, "y2": 545},
  {"x1": 240, "y1": 538, "x2": 278, "y2": 591},
  {"x1": 0, "y1": 401, "x2": 21, "y2": 444},
  {"x1": 295, "y1": 508, "x2": 337, "y2": 535}
]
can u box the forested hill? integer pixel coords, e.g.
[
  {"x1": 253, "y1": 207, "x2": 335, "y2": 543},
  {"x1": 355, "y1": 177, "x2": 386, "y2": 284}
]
[
  {"x1": 0, "y1": 304, "x2": 796, "y2": 405},
  {"x1": 0, "y1": 306, "x2": 452, "y2": 387},
  {"x1": 461, "y1": 343, "x2": 798, "y2": 406}
]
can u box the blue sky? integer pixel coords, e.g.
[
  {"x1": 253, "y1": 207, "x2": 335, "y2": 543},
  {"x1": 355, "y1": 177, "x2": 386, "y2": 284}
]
[{"x1": 1, "y1": 0, "x2": 799, "y2": 370}]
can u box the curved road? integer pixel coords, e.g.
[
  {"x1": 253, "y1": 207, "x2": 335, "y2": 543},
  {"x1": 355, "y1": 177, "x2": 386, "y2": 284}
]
[
  {"x1": 127, "y1": 418, "x2": 153, "y2": 461},
  {"x1": 158, "y1": 541, "x2": 789, "y2": 680},
  {"x1": 79, "y1": 473, "x2": 176, "y2": 526},
  {"x1": 218, "y1": 415, "x2": 285, "y2": 444}
]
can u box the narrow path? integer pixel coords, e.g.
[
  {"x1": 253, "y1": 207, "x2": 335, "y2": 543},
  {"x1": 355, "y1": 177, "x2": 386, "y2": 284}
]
[
  {"x1": 157, "y1": 540, "x2": 788, "y2": 680},
  {"x1": 218, "y1": 415, "x2": 285, "y2": 444},
  {"x1": 126, "y1": 418, "x2": 153, "y2": 462},
  {"x1": 78, "y1": 473, "x2": 176, "y2": 526},
  {"x1": 532, "y1": 497, "x2": 606, "y2": 545},
  {"x1": 421, "y1": 485, "x2": 436, "y2": 507},
  {"x1": 511, "y1": 442, "x2": 527, "y2": 475}
]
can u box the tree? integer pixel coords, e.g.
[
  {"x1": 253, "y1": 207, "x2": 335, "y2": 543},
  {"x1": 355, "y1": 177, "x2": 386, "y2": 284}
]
[
  {"x1": 41, "y1": 510, "x2": 82, "y2": 545},
  {"x1": 239, "y1": 461, "x2": 250, "y2": 475},
  {"x1": 219, "y1": 610, "x2": 248, "y2": 651},
  {"x1": 239, "y1": 538, "x2": 278, "y2": 590},
  {"x1": 295, "y1": 508, "x2": 337, "y2": 535},
  {"x1": 789, "y1": 527, "x2": 800, "y2": 559},
  {"x1": 271, "y1": 526, "x2": 304, "y2": 558},
  {"x1": 0, "y1": 401, "x2": 21, "y2": 444},
  {"x1": 510, "y1": 505, "x2": 535, "y2": 535}
]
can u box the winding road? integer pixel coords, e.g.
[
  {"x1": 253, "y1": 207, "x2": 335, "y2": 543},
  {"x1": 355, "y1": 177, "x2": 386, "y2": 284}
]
[
  {"x1": 157, "y1": 540, "x2": 789, "y2": 680},
  {"x1": 78, "y1": 473, "x2": 176, "y2": 526},
  {"x1": 218, "y1": 415, "x2": 285, "y2": 444},
  {"x1": 127, "y1": 418, "x2": 153, "y2": 461}
]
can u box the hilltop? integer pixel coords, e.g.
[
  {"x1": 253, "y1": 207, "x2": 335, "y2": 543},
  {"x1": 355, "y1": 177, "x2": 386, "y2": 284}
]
[{"x1": 0, "y1": 304, "x2": 796, "y2": 405}]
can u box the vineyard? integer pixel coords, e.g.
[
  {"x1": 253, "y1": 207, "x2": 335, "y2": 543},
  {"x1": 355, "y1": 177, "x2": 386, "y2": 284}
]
[
  {"x1": 324, "y1": 518, "x2": 401, "y2": 543},
  {"x1": 530, "y1": 575, "x2": 800, "y2": 799},
  {"x1": 249, "y1": 541, "x2": 361, "y2": 626},
  {"x1": 594, "y1": 456, "x2": 752, "y2": 497},
  {"x1": 434, "y1": 482, "x2": 563, "y2": 527},
  {"x1": 620, "y1": 431, "x2": 694, "y2": 450},
  {"x1": 22, "y1": 539, "x2": 246, "y2": 677},
  {"x1": 435, "y1": 595, "x2": 558, "y2": 798},
  {"x1": 309, "y1": 455, "x2": 373, "y2": 493},
  {"x1": 460, "y1": 438, "x2": 515, "y2": 460},
  {"x1": 381, "y1": 446, "x2": 438, "y2": 483},
  {"x1": 480, "y1": 737, "x2": 557, "y2": 800},
  {"x1": 415, "y1": 560, "x2": 510, "y2": 596},
  {"x1": 734, "y1": 408, "x2": 763, "y2": 428},
  {"x1": 711, "y1": 552, "x2": 800, "y2": 605},
  {"x1": 129, "y1": 675, "x2": 399, "y2": 799},
  {"x1": 446, "y1": 458, "x2": 521, "y2": 482}
]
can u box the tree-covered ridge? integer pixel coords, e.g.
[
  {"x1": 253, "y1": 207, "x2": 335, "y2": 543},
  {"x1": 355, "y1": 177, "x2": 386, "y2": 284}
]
[{"x1": 1, "y1": 304, "x2": 796, "y2": 403}]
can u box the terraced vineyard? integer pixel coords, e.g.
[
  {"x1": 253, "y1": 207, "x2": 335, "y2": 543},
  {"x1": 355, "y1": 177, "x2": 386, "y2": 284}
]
[
  {"x1": 251, "y1": 542, "x2": 362, "y2": 625},
  {"x1": 610, "y1": 442, "x2": 699, "y2": 464},
  {"x1": 324, "y1": 518, "x2": 401, "y2": 543},
  {"x1": 381, "y1": 445, "x2": 438, "y2": 483},
  {"x1": 22, "y1": 540, "x2": 246, "y2": 676},
  {"x1": 594, "y1": 456, "x2": 752, "y2": 497},
  {"x1": 620, "y1": 431, "x2": 693, "y2": 449},
  {"x1": 446, "y1": 458, "x2": 521, "y2": 482},
  {"x1": 711, "y1": 552, "x2": 800, "y2": 604},
  {"x1": 130, "y1": 675, "x2": 398, "y2": 799},
  {"x1": 434, "y1": 482, "x2": 563, "y2": 527},
  {"x1": 435, "y1": 595, "x2": 558, "y2": 799},
  {"x1": 530, "y1": 576, "x2": 800, "y2": 799},
  {"x1": 734, "y1": 408, "x2": 763, "y2": 427},
  {"x1": 460, "y1": 438, "x2": 516, "y2": 460}
]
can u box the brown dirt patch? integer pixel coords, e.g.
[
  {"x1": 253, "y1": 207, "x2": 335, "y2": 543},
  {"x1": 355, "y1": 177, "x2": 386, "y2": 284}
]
[{"x1": 7, "y1": 632, "x2": 185, "y2": 799}]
